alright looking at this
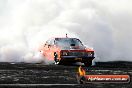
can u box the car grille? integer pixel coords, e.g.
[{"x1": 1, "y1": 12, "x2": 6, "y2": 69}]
[
  {"x1": 68, "y1": 52, "x2": 92, "y2": 57},
  {"x1": 61, "y1": 51, "x2": 94, "y2": 57}
]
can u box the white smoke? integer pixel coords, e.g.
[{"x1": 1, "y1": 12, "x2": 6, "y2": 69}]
[{"x1": 0, "y1": 0, "x2": 132, "y2": 62}]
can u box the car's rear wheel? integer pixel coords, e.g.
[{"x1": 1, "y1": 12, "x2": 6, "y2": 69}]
[
  {"x1": 84, "y1": 61, "x2": 92, "y2": 67},
  {"x1": 54, "y1": 52, "x2": 61, "y2": 65}
]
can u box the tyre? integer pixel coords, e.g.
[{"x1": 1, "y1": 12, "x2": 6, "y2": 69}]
[
  {"x1": 54, "y1": 52, "x2": 61, "y2": 65},
  {"x1": 84, "y1": 61, "x2": 92, "y2": 67}
]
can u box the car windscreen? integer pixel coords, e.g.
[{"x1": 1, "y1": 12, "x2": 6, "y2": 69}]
[{"x1": 55, "y1": 38, "x2": 83, "y2": 47}]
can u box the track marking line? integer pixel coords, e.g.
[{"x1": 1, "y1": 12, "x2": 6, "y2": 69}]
[{"x1": 0, "y1": 84, "x2": 78, "y2": 86}]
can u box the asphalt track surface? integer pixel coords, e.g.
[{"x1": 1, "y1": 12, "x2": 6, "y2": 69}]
[{"x1": 0, "y1": 61, "x2": 131, "y2": 88}]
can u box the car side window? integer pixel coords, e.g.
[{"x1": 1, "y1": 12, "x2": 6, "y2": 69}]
[
  {"x1": 46, "y1": 39, "x2": 53, "y2": 48},
  {"x1": 44, "y1": 39, "x2": 56, "y2": 47},
  {"x1": 44, "y1": 39, "x2": 51, "y2": 46},
  {"x1": 50, "y1": 39, "x2": 55, "y2": 46}
]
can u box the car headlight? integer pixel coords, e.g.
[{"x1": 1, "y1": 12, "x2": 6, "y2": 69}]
[
  {"x1": 62, "y1": 52, "x2": 68, "y2": 56},
  {"x1": 88, "y1": 52, "x2": 92, "y2": 57}
]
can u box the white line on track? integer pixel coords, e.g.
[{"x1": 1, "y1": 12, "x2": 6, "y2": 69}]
[{"x1": 0, "y1": 84, "x2": 78, "y2": 86}]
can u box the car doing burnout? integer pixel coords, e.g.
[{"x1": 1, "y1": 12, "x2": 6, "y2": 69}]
[{"x1": 39, "y1": 37, "x2": 95, "y2": 66}]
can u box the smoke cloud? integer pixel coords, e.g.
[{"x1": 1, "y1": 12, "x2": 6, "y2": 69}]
[{"x1": 0, "y1": 0, "x2": 132, "y2": 62}]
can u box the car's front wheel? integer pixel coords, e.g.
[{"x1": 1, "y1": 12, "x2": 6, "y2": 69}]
[{"x1": 54, "y1": 52, "x2": 61, "y2": 65}]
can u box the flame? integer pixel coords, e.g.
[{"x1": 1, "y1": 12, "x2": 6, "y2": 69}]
[{"x1": 78, "y1": 66, "x2": 86, "y2": 76}]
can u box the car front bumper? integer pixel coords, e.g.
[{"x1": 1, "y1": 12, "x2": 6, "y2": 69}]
[{"x1": 60, "y1": 56, "x2": 95, "y2": 62}]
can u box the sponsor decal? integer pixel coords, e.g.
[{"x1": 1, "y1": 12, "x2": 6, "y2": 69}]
[{"x1": 85, "y1": 75, "x2": 130, "y2": 83}]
